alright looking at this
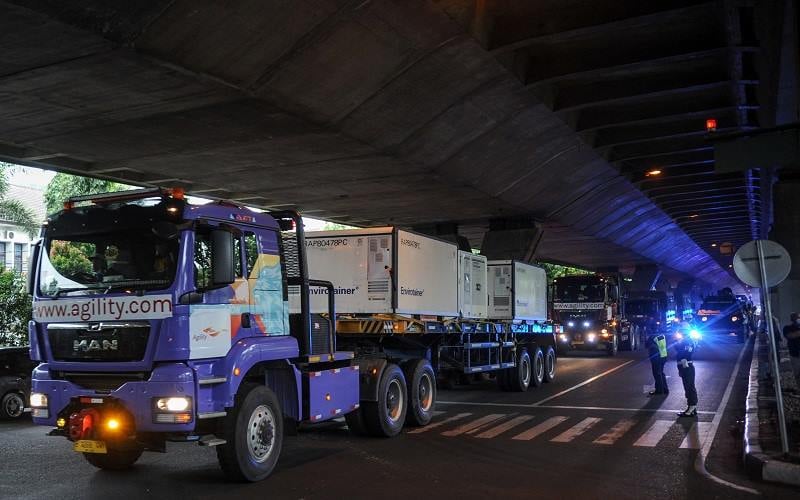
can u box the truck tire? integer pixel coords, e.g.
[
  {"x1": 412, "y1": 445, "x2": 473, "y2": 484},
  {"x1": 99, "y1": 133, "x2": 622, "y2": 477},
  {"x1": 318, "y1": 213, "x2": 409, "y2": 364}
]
[
  {"x1": 531, "y1": 348, "x2": 545, "y2": 387},
  {"x1": 83, "y1": 447, "x2": 143, "y2": 470},
  {"x1": 344, "y1": 407, "x2": 369, "y2": 436},
  {"x1": 509, "y1": 348, "x2": 532, "y2": 392},
  {"x1": 1, "y1": 392, "x2": 25, "y2": 419},
  {"x1": 217, "y1": 383, "x2": 284, "y2": 482},
  {"x1": 363, "y1": 364, "x2": 407, "y2": 437},
  {"x1": 543, "y1": 346, "x2": 556, "y2": 383},
  {"x1": 404, "y1": 359, "x2": 436, "y2": 427}
]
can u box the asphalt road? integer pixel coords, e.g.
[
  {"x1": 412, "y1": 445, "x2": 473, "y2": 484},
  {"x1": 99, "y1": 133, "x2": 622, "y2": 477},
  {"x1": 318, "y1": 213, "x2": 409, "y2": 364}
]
[{"x1": 2, "y1": 338, "x2": 798, "y2": 499}]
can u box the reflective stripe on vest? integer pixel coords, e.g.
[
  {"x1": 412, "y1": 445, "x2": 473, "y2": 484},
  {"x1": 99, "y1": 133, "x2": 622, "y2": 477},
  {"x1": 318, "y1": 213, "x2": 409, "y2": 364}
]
[{"x1": 655, "y1": 335, "x2": 667, "y2": 358}]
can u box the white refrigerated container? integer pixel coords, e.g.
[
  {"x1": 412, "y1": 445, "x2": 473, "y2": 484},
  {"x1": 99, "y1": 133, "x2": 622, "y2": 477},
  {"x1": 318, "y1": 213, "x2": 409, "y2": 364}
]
[
  {"x1": 458, "y1": 251, "x2": 488, "y2": 319},
  {"x1": 295, "y1": 227, "x2": 459, "y2": 317},
  {"x1": 487, "y1": 260, "x2": 548, "y2": 321}
]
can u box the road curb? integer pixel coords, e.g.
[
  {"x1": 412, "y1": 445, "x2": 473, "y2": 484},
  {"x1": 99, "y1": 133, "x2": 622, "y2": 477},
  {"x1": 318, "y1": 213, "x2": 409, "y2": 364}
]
[{"x1": 743, "y1": 339, "x2": 800, "y2": 487}]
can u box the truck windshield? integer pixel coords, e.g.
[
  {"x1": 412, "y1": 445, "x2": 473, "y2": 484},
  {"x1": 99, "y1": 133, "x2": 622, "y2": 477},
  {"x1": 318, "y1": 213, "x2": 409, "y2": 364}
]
[
  {"x1": 38, "y1": 206, "x2": 180, "y2": 297},
  {"x1": 555, "y1": 282, "x2": 604, "y2": 302}
]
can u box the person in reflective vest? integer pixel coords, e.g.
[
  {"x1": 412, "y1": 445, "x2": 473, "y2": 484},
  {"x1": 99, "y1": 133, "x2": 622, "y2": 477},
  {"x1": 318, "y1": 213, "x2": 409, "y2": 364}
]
[
  {"x1": 646, "y1": 332, "x2": 669, "y2": 396},
  {"x1": 675, "y1": 324, "x2": 698, "y2": 417}
]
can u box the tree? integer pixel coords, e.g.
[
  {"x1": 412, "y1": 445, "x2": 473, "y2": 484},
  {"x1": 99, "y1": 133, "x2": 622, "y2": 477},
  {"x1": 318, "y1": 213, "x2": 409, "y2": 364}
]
[
  {"x1": 0, "y1": 163, "x2": 38, "y2": 238},
  {"x1": 44, "y1": 173, "x2": 131, "y2": 215},
  {"x1": 0, "y1": 269, "x2": 32, "y2": 346},
  {"x1": 536, "y1": 262, "x2": 592, "y2": 282}
]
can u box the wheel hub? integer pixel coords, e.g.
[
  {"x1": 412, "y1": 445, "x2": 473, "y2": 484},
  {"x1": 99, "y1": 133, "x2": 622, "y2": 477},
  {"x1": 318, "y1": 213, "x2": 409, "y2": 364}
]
[
  {"x1": 418, "y1": 373, "x2": 433, "y2": 411},
  {"x1": 386, "y1": 379, "x2": 404, "y2": 423},
  {"x1": 247, "y1": 404, "x2": 276, "y2": 463},
  {"x1": 4, "y1": 394, "x2": 22, "y2": 418}
]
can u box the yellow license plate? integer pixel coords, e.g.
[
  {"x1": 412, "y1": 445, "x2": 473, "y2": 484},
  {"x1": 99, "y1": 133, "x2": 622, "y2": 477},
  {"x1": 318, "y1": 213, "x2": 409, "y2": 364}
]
[{"x1": 74, "y1": 440, "x2": 107, "y2": 454}]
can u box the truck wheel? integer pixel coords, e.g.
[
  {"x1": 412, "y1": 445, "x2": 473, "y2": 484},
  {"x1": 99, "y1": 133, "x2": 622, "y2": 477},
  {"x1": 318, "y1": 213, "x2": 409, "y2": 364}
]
[
  {"x1": 509, "y1": 348, "x2": 532, "y2": 392},
  {"x1": 217, "y1": 383, "x2": 284, "y2": 482},
  {"x1": 1, "y1": 392, "x2": 25, "y2": 419},
  {"x1": 543, "y1": 347, "x2": 556, "y2": 383},
  {"x1": 83, "y1": 448, "x2": 143, "y2": 470},
  {"x1": 363, "y1": 364, "x2": 407, "y2": 437},
  {"x1": 344, "y1": 407, "x2": 369, "y2": 436},
  {"x1": 404, "y1": 359, "x2": 436, "y2": 427},
  {"x1": 606, "y1": 337, "x2": 618, "y2": 357},
  {"x1": 531, "y1": 348, "x2": 545, "y2": 387}
]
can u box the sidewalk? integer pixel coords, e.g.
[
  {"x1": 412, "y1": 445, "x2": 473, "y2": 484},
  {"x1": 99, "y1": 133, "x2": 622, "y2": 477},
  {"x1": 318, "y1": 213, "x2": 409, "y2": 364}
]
[{"x1": 743, "y1": 333, "x2": 800, "y2": 486}]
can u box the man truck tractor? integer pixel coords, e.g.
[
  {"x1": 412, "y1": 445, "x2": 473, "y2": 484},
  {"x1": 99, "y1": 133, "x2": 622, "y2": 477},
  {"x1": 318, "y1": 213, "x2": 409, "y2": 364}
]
[
  {"x1": 26, "y1": 188, "x2": 430, "y2": 481},
  {"x1": 293, "y1": 228, "x2": 559, "y2": 413},
  {"x1": 550, "y1": 274, "x2": 633, "y2": 355},
  {"x1": 624, "y1": 291, "x2": 668, "y2": 346}
]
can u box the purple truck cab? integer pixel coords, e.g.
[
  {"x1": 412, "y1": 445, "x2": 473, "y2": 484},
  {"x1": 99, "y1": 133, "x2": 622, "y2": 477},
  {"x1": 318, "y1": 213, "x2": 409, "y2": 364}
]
[{"x1": 27, "y1": 189, "x2": 363, "y2": 481}]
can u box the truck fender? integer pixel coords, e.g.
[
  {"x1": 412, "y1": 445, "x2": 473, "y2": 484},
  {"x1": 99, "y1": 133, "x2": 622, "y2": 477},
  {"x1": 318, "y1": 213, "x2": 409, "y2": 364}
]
[{"x1": 353, "y1": 358, "x2": 388, "y2": 403}]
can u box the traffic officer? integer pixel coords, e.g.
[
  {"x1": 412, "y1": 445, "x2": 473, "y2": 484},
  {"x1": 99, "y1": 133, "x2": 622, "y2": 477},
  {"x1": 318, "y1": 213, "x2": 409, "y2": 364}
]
[
  {"x1": 646, "y1": 329, "x2": 668, "y2": 395},
  {"x1": 675, "y1": 323, "x2": 698, "y2": 417}
]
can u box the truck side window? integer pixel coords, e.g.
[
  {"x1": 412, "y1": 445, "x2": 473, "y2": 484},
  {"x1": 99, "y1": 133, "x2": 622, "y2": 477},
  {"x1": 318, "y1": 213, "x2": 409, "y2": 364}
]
[
  {"x1": 233, "y1": 237, "x2": 243, "y2": 278},
  {"x1": 245, "y1": 232, "x2": 258, "y2": 277},
  {"x1": 194, "y1": 231, "x2": 212, "y2": 289}
]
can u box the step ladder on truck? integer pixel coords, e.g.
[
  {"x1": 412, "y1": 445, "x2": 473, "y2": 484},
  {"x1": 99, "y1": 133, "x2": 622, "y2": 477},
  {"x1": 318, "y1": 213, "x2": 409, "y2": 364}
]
[
  {"x1": 26, "y1": 188, "x2": 417, "y2": 482},
  {"x1": 293, "y1": 228, "x2": 561, "y2": 431}
]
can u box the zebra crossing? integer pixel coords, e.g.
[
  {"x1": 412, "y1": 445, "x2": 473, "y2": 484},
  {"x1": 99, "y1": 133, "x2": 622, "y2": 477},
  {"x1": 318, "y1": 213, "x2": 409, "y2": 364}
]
[{"x1": 406, "y1": 411, "x2": 714, "y2": 449}]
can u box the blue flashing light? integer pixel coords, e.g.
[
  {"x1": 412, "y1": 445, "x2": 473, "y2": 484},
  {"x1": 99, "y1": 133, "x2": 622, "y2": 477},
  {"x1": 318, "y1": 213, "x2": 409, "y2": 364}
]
[{"x1": 689, "y1": 330, "x2": 702, "y2": 341}]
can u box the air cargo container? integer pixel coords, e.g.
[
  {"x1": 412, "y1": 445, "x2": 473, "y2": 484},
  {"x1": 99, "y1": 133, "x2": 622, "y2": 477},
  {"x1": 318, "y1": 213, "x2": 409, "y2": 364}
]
[{"x1": 295, "y1": 228, "x2": 559, "y2": 428}]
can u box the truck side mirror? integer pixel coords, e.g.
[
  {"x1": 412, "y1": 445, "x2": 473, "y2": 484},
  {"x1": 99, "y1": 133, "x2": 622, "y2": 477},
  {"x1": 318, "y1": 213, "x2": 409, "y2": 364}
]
[
  {"x1": 211, "y1": 230, "x2": 235, "y2": 286},
  {"x1": 27, "y1": 240, "x2": 41, "y2": 295}
]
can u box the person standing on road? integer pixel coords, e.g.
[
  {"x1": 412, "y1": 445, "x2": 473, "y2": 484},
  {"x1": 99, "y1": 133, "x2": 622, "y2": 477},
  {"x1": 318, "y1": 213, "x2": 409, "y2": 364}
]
[
  {"x1": 676, "y1": 323, "x2": 698, "y2": 417},
  {"x1": 783, "y1": 312, "x2": 800, "y2": 388},
  {"x1": 646, "y1": 331, "x2": 669, "y2": 396}
]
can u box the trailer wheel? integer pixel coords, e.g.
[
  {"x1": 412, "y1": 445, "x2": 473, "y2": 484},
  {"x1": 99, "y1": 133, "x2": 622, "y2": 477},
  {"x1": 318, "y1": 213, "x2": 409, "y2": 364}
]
[
  {"x1": 543, "y1": 347, "x2": 556, "y2": 383},
  {"x1": 530, "y1": 348, "x2": 545, "y2": 387},
  {"x1": 83, "y1": 447, "x2": 143, "y2": 470},
  {"x1": 217, "y1": 383, "x2": 283, "y2": 482},
  {"x1": 363, "y1": 364, "x2": 407, "y2": 437},
  {"x1": 404, "y1": 359, "x2": 436, "y2": 427},
  {"x1": 509, "y1": 348, "x2": 532, "y2": 392},
  {"x1": 344, "y1": 407, "x2": 369, "y2": 436}
]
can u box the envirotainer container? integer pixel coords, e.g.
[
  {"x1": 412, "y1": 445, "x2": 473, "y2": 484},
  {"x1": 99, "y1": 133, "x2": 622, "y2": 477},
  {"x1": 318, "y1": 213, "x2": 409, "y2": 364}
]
[
  {"x1": 487, "y1": 260, "x2": 548, "y2": 321},
  {"x1": 458, "y1": 251, "x2": 488, "y2": 319},
  {"x1": 297, "y1": 227, "x2": 459, "y2": 317}
]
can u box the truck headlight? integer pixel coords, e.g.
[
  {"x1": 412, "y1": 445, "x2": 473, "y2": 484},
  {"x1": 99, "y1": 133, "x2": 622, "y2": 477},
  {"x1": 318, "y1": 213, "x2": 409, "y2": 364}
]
[
  {"x1": 582, "y1": 321, "x2": 590, "y2": 328},
  {"x1": 155, "y1": 397, "x2": 191, "y2": 412},
  {"x1": 30, "y1": 392, "x2": 48, "y2": 408},
  {"x1": 701, "y1": 317, "x2": 708, "y2": 322},
  {"x1": 587, "y1": 333, "x2": 596, "y2": 342},
  {"x1": 567, "y1": 321, "x2": 575, "y2": 328},
  {"x1": 731, "y1": 316, "x2": 738, "y2": 322},
  {"x1": 559, "y1": 334, "x2": 568, "y2": 342}
]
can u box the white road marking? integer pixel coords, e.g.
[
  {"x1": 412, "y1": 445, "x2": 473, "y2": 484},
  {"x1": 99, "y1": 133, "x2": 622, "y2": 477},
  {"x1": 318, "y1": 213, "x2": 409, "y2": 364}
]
[
  {"x1": 441, "y1": 414, "x2": 504, "y2": 437},
  {"x1": 532, "y1": 360, "x2": 635, "y2": 406},
  {"x1": 437, "y1": 400, "x2": 715, "y2": 415},
  {"x1": 593, "y1": 418, "x2": 637, "y2": 445},
  {"x1": 550, "y1": 417, "x2": 602, "y2": 443},
  {"x1": 475, "y1": 415, "x2": 534, "y2": 439},
  {"x1": 407, "y1": 412, "x2": 471, "y2": 434},
  {"x1": 512, "y1": 416, "x2": 568, "y2": 441},
  {"x1": 633, "y1": 420, "x2": 675, "y2": 447},
  {"x1": 680, "y1": 422, "x2": 713, "y2": 449}
]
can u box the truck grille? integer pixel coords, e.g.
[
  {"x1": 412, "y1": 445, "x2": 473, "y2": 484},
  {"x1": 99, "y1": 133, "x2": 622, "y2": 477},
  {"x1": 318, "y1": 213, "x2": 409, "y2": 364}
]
[{"x1": 47, "y1": 323, "x2": 150, "y2": 362}]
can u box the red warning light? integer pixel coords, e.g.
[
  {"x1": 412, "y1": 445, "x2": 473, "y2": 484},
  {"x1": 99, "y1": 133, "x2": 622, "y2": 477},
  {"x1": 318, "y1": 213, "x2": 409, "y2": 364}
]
[{"x1": 705, "y1": 118, "x2": 717, "y2": 132}]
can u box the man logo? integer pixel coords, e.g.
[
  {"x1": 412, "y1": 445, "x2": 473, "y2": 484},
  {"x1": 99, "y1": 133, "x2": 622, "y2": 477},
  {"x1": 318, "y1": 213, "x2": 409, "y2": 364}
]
[{"x1": 73, "y1": 339, "x2": 118, "y2": 352}]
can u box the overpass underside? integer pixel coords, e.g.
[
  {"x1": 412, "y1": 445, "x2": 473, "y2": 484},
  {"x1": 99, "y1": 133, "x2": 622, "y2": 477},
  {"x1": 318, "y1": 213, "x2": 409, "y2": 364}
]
[{"x1": 0, "y1": 0, "x2": 784, "y2": 287}]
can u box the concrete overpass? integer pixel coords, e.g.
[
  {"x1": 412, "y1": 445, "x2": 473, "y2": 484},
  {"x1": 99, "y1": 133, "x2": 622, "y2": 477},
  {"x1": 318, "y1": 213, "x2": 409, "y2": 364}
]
[{"x1": 0, "y1": 0, "x2": 797, "y2": 289}]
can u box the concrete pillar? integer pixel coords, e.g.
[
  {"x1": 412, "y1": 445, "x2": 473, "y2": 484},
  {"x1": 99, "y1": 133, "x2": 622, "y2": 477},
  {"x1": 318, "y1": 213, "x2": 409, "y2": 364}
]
[
  {"x1": 480, "y1": 217, "x2": 543, "y2": 262},
  {"x1": 769, "y1": 178, "x2": 800, "y2": 322}
]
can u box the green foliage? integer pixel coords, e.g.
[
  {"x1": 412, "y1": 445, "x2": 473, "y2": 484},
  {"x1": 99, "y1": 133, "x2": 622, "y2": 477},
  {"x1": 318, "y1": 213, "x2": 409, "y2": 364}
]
[
  {"x1": 44, "y1": 173, "x2": 131, "y2": 215},
  {"x1": 0, "y1": 163, "x2": 38, "y2": 237},
  {"x1": 0, "y1": 270, "x2": 32, "y2": 347},
  {"x1": 321, "y1": 221, "x2": 355, "y2": 231},
  {"x1": 49, "y1": 240, "x2": 93, "y2": 277},
  {"x1": 537, "y1": 262, "x2": 592, "y2": 282}
]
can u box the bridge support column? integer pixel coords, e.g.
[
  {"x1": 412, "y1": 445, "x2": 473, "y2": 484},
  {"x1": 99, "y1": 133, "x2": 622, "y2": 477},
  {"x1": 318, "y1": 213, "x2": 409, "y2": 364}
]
[
  {"x1": 769, "y1": 178, "x2": 800, "y2": 322},
  {"x1": 479, "y1": 217, "x2": 543, "y2": 262}
]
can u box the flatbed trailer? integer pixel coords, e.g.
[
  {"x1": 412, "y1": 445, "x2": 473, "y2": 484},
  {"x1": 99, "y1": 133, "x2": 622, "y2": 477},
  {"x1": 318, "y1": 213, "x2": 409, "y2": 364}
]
[{"x1": 294, "y1": 228, "x2": 560, "y2": 428}]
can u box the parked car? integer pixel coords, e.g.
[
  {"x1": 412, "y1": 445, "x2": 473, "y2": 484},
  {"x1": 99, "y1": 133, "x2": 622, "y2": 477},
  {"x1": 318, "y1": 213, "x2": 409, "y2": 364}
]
[{"x1": 1, "y1": 346, "x2": 35, "y2": 419}]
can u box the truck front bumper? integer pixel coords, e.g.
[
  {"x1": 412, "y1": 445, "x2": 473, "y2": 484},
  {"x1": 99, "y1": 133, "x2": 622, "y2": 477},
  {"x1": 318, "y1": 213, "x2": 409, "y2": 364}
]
[
  {"x1": 30, "y1": 363, "x2": 196, "y2": 434},
  {"x1": 557, "y1": 333, "x2": 613, "y2": 351}
]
